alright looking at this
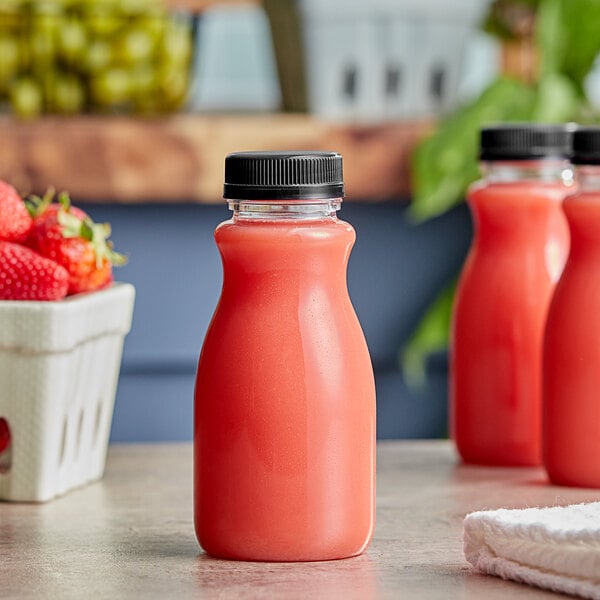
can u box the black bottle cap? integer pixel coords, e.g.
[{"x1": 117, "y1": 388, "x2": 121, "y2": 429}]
[
  {"x1": 224, "y1": 151, "x2": 344, "y2": 200},
  {"x1": 571, "y1": 127, "x2": 600, "y2": 165},
  {"x1": 479, "y1": 124, "x2": 575, "y2": 161}
]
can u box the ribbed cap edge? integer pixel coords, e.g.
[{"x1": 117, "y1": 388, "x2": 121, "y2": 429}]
[
  {"x1": 571, "y1": 127, "x2": 600, "y2": 165},
  {"x1": 224, "y1": 151, "x2": 344, "y2": 200},
  {"x1": 480, "y1": 124, "x2": 574, "y2": 161}
]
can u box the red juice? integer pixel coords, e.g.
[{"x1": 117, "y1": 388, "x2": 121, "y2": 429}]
[
  {"x1": 452, "y1": 179, "x2": 570, "y2": 465},
  {"x1": 450, "y1": 125, "x2": 573, "y2": 466},
  {"x1": 194, "y1": 152, "x2": 376, "y2": 561},
  {"x1": 544, "y1": 138, "x2": 600, "y2": 487}
]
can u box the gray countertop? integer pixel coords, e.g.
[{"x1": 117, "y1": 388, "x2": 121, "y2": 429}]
[{"x1": 1, "y1": 440, "x2": 598, "y2": 599}]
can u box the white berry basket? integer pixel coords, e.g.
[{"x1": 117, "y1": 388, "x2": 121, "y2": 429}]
[{"x1": 0, "y1": 283, "x2": 135, "y2": 502}]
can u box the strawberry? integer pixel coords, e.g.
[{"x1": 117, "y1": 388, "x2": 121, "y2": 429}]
[
  {"x1": 0, "y1": 418, "x2": 10, "y2": 457},
  {"x1": 27, "y1": 191, "x2": 126, "y2": 295},
  {"x1": 0, "y1": 181, "x2": 32, "y2": 243},
  {"x1": 0, "y1": 241, "x2": 69, "y2": 301}
]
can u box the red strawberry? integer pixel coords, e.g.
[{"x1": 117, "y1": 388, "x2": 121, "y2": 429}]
[
  {"x1": 27, "y1": 191, "x2": 126, "y2": 295},
  {"x1": 0, "y1": 181, "x2": 32, "y2": 243},
  {"x1": 0, "y1": 241, "x2": 69, "y2": 301},
  {"x1": 0, "y1": 418, "x2": 10, "y2": 457}
]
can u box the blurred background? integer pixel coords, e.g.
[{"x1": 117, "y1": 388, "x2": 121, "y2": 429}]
[{"x1": 2, "y1": 0, "x2": 600, "y2": 442}]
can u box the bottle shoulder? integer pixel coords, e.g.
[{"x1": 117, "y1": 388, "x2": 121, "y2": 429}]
[
  {"x1": 564, "y1": 190, "x2": 600, "y2": 206},
  {"x1": 468, "y1": 179, "x2": 572, "y2": 205},
  {"x1": 215, "y1": 217, "x2": 355, "y2": 242}
]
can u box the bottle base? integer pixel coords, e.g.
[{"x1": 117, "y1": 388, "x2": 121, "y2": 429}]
[
  {"x1": 546, "y1": 470, "x2": 600, "y2": 489},
  {"x1": 457, "y1": 448, "x2": 542, "y2": 467},
  {"x1": 198, "y1": 533, "x2": 372, "y2": 563},
  {"x1": 200, "y1": 547, "x2": 367, "y2": 563}
]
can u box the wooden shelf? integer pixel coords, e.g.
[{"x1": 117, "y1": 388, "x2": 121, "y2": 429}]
[{"x1": 0, "y1": 114, "x2": 433, "y2": 204}]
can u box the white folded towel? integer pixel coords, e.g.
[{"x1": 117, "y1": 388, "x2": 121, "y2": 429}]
[{"x1": 464, "y1": 502, "x2": 600, "y2": 600}]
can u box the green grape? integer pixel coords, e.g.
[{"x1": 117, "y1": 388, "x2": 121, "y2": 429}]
[
  {"x1": 85, "y1": 0, "x2": 119, "y2": 6},
  {"x1": 0, "y1": 6, "x2": 21, "y2": 32},
  {"x1": 130, "y1": 64, "x2": 156, "y2": 95},
  {"x1": 117, "y1": 27, "x2": 155, "y2": 66},
  {"x1": 30, "y1": 2, "x2": 63, "y2": 20},
  {"x1": 118, "y1": 0, "x2": 162, "y2": 17},
  {"x1": 30, "y1": 13, "x2": 60, "y2": 69},
  {"x1": 3, "y1": 2, "x2": 196, "y2": 115},
  {"x1": 91, "y1": 67, "x2": 131, "y2": 106},
  {"x1": 137, "y1": 14, "x2": 167, "y2": 42},
  {"x1": 160, "y1": 21, "x2": 193, "y2": 66},
  {"x1": 17, "y1": 29, "x2": 31, "y2": 72},
  {"x1": 50, "y1": 72, "x2": 85, "y2": 113},
  {"x1": 83, "y1": 39, "x2": 112, "y2": 73},
  {"x1": 134, "y1": 96, "x2": 161, "y2": 114},
  {"x1": 131, "y1": 65, "x2": 160, "y2": 113},
  {"x1": 57, "y1": 0, "x2": 81, "y2": 8},
  {"x1": 157, "y1": 64, "x2": 188, "y2": 109},
  {"x1": 58, "y1": 17, "x2": 87, "y2": 64},
  {"x1": 0, "y1": 0, "x2": 21, "y2": 14},
  {"x1": 0, "y1": 34, "x2": 19, "y2": 89},
  {"x1": 87, "y1": 15, "x2": 123, "y2": 38},
  {"x1": 85, "y1": 5, "x2": 123, "y2": 38},
  {"x1": 30, "y1": 29, "x2": 57, "y2": 70},
  {"x1": 10, "y1": 77, "x2": 44, "y2": 118}
]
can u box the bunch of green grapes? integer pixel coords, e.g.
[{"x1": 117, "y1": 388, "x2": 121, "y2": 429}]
[{"x1": 0, "y1": 0, "x2": 193, "y2": 117}]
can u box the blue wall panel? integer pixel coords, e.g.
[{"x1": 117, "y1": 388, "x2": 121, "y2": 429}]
[{"x1": 83, "y1": 201, "x2": 471, "y2": 442}]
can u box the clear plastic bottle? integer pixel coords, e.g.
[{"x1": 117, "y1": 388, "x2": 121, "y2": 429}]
[
  {"x1": 194, "y1": 151, "x2": 376, "y2": 561},
  {"x1": 544, "y1": 126, "x2": 600, "y2": 487},
  {"x1": 451, "y1": 124, "x2": 573, "y2": 466}
]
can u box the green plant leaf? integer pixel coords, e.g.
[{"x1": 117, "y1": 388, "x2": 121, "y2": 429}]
[
  {"x1": 532, "y1": 73, "x2": 582, "y2": 121},
  {"x1": 538, "y1": 0, "x2": 600, "y2": 91},
  {"x1": 401, "y1": 281, "x2": 456, "y2": 389},
  {"x1": 536, "y1": 0, "x2": 564, "y2": 77},
  {"x1": 410, "y1": 78, "x2": 538, "y2": 221}
]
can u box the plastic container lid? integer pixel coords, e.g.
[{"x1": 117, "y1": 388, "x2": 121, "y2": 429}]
[
  {"x1": 571, "y1": 127, "x2": 600, "y2": 165},
  {"x1": 479, "y1": 124, "x2": 575, "y2": 161},
  {"x1": 224, "y1": 151, "x2": 344, "y2": 200}
]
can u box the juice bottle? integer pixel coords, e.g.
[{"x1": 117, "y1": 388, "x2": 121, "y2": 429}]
[
  {"x1": 451, "y1": 124, "x2": 573, "y2": 466},
  {"x1": 194, "y1": 151, "x2": 376, "y2": 561},
  {"x1": 544, "y1": 127, "x2": 600, "y2": 487}
]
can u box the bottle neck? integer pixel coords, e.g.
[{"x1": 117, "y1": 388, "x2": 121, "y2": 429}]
[
  {"x1": 480, "y1": 159, "x2": 573, "y2": 185},
  {"x1": 228, "y1": 199, "x2": 341, "y2": 221},
  {"x1": 574, "y1": 165, "x2": 600, "y2": 193}
]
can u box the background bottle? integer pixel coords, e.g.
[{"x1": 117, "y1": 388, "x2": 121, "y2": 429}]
[
  {"x1": 544, "y1": 127, "x2": 600, "y2": 487},
  {"x1": 451, "y1": 124, "x2": 573, "y2": 466},
  {"x1": 194, "y1": 151, "x2": 376, "y2": 561}
]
